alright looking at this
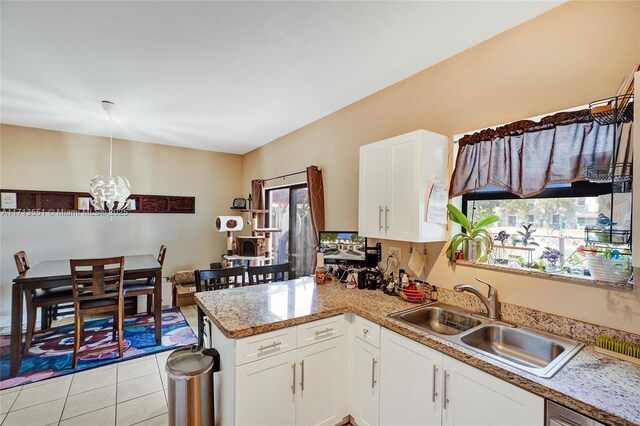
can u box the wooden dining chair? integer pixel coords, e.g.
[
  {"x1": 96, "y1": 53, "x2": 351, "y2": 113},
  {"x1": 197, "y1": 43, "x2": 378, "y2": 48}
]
[
  {"x1": 16, "y1": 251, "x2": 75, "y2": 356},
  {"x1": 123, "y1": 245, "x2": 167, "y2": 314},
  {"x1": 70, "y1": 256, "x2": 126, "y2": 369},
  {"x1": 195, "y1": 265, "x2": 246, "y2": 346},
  {"x1": 248, "y1": 262, "x2": 292, "y2": 285}
]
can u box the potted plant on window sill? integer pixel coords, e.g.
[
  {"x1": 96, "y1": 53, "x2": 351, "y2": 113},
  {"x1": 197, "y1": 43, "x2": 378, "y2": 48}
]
[
  {"x1": 445, "y1": 204, "x2": 499, "y2": 263},
  {"x1": 538, "y1": 247, "x2": 562, "y2": 272},
  {"x1": 583, "y1": 247, "x2": 632, "y2": 283}
]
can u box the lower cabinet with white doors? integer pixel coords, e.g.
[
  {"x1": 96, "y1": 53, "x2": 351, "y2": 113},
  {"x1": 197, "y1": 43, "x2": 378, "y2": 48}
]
[
  {"x1": 210, "y1": 313, "x2": 544, "y2": 426},
  {"x1": 378, "y1": 327, "x2": 544, "y2": 426},
  {"x1": 379, "y1": 327, "x2": 442, "y2": 425},
  {"x1": 212, "y1": 315, "x2": 347, "y2": 426},
  {"x1": 352, "y1": 316, "x2": 381, "y2": 426}
]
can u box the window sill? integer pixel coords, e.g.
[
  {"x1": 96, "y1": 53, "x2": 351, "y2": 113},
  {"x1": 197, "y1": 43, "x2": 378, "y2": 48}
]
[{"x1": 455, "y1": 260, "x2": 634, "y2": 291}]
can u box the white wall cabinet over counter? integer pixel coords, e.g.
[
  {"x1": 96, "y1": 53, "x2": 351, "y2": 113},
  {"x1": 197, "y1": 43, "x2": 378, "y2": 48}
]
[{"x1": 358, "y1": 129, "x2": 448, "y2": 242}]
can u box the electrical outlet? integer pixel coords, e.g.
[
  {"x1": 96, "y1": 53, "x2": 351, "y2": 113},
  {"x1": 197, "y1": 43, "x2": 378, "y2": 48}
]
[{"x1": 388, "y1": 247, "x2": 401, "y2": 263}]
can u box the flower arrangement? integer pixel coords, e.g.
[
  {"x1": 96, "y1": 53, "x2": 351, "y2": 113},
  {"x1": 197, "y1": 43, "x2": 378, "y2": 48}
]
[
  {"x1": 575, "y1": 245, "x2": 623, "y2": 259},
  {"x1": 495, "y1": 230, "x2": 510, "y2": 245},
  {"x1": 540, "y1": 247, "x2": 562, "y2": 263},
  {"x1": 539, "y1": 247, "x2": 562, "y2": 272}
]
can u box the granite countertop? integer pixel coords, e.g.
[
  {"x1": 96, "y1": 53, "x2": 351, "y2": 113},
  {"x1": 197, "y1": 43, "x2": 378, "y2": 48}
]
[{"x1": 195, "y1": 277, "x2": 640, "y2": 426}]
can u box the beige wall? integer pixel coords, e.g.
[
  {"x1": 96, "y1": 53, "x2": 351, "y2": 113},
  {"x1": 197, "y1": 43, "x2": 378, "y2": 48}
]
[
  {"x1": 243, "y1": 1, "x2": 640, "y2": 333},
  {"x1": 0, "y1": 124, "x2": 243, "y2": 322}
]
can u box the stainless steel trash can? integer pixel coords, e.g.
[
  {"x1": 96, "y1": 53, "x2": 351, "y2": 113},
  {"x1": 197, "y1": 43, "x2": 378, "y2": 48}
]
[{"x1": 166, "y1": 346, "x2": 220, "y2": 426}]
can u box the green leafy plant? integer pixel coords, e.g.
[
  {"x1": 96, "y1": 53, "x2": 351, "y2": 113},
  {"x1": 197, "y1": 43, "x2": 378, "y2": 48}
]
[
  {"x1": 445, "y1": 204, "x2": 499, "y2": 263},
  {"x1": 512, "y1": 223, "x2": 539, "y2": 247}
]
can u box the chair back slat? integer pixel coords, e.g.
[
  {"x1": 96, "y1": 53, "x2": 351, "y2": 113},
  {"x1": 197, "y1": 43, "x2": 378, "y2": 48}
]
[
  {"x1": 248, "y1": 263, "x2": 291, "y2": 285},
  {"x1": 14, "y1": 251, "x2": 30, "y2": 274},
  {"x1": 196, "y1": 265, "x2": 246, "y2": 292},
  {"x1": 70, "y1": 257, "x2": 125, "y2": 304},
  {"x1": 158, "y1": 245, "x2": 167, "y2": 267}
]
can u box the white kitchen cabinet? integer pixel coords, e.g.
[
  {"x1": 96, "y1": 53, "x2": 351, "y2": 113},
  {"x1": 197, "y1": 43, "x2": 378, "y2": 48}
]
[
  {"x1": 359, "y1": 141, "x2": 388, "y2": 238},
  {"x1": 441, "y1": 356, "x2": 544, "y2": 426},
  {"x1": 358, "y1": 130, "x2": 448, "y2": 242},
  {"x1": 353, "y1": 338, "x2": 380, "y2": 426},
  {"x1": 235, "y1": 350, "x2": 297, "y2": 426},
  {"x1": 380, "y1": 328, "x2": 442, "y2": 426},
  {"x1": 379, "y1": 329, "x2": 543, "y2": 426},
  {"x1": 296, "y1": 337, "x2": 347, "y2": 426},
  {"x1": 214, "y1": 315, "x2": 544, "y2": 426},
  {"x1": 211, "y1": 315, "x2": 348, "y2": 426}
]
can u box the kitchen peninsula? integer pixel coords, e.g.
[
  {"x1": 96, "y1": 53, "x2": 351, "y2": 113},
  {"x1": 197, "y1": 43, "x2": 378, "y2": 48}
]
[{"x1": 196, "y1": 277, "x2": 640, "y2": 426}]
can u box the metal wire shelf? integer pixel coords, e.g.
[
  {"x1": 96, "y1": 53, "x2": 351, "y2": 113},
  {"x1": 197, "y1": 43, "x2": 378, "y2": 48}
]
[
  {"x1": 584, "y1": 226, "x2": 631, "y2": 246},
  {"x1": 589, "y1": 94, "x2": 634, "y2": 125},
  {"x1": 585, "y1": 162, "x2": 633, "y2": 183}
]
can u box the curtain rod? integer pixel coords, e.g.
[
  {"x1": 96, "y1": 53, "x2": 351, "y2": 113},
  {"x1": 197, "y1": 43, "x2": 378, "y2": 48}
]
[{"x1": 262, "y1": 167, "x2": 320, "y2": 183}]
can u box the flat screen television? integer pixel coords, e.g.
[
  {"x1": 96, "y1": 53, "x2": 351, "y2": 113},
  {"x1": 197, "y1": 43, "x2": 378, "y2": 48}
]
[{"x1": 318, "y1": 231, "x2": 367, "y2": 265}]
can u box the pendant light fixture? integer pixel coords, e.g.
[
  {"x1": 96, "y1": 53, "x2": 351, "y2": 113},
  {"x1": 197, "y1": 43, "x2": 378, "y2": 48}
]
[{"x1": 89, "y1": 101, "x2": 132, "y2": 212}]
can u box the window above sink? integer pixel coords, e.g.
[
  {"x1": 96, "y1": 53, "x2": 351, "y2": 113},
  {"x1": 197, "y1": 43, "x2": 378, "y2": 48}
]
[{"x1": 460, "y1": 181, "x2": 633, "y2": 288}]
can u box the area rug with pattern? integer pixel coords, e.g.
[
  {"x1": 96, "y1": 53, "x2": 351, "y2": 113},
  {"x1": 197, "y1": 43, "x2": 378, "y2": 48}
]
[{"x1": 0, "y1": 308, "x2": 197, "y2": 389}]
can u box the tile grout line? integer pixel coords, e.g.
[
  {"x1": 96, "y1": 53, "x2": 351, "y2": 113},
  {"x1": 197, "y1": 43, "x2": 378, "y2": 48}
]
[
  {"x1": 115, "y1": 361, "x2": 120, "y2": 426},
  {"x1": 2, "y1": 396, "x2": 68, "y2": 422},
  {"x1": 158, "y1": 354, "x2": 168, "y2": 406},
  {"x1": 57, "y1": 403, "x2": 117, "y2": 425},
  {"x1": 57, "y1": 371, "x2": 74, "y2": 426},
  {"x1": 4, "y1": 385, "x2": 22, "y2": 415},
  {"x1": 116, "y1": 372, "x2": 164, "y2": 405},
  {"x1": 131, "y1": 412, "x2": 166, "y2": 426},
  {"x1": 5, "y1": 376, "x2": 72, "y2": 414}
]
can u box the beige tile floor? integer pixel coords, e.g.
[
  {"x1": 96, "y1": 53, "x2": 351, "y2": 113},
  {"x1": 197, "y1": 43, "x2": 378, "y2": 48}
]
[{"x1": 0, "y1": 305, "x2": 200, "y2": 426}]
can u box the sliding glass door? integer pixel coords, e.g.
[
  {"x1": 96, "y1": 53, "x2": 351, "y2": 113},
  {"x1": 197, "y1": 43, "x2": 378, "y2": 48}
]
[{"x1": 266, "y1": 184, "x2": 314, "y2": 277}]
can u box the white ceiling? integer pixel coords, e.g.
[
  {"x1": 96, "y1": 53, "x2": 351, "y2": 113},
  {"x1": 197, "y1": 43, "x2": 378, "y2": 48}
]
[{"x1": 1, "y1": 1, "x2": 562, "y2": 154}]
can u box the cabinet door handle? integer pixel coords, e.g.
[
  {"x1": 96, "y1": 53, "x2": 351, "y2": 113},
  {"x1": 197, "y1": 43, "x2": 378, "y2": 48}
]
[
  {"x1": 384, "y1": 206, "x2": 389, "y2": 231},
  {"x1": 291, "y1": 363, "x2": 296, "y2": 395},
  {"x1": 371, "y1": 358, "x2": 377, "y2": 388},
  {"x1": 362, "y1": 328, "x2": 369, "y2": 335},
  {"x1": 258, "y1": 341, "x2": 282, "y2": 352},
  {"x1": 378, "y1": 206, "x2": 383, "y2": 232},
  {"x1": 314, "y1": 327, "x2": 333, "y2": 336},
  {"x1": 443, "y1": 371, "x2": 449, "y2": 409},
  {"x1": 432, "y1": 365, "x2": 438, "y2": 402},
  {"x1": 300, "y1": 360, "x2": 305, "y2": 391}
]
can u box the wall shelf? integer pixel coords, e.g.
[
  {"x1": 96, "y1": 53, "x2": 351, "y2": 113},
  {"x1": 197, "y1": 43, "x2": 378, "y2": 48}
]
[{"x1": 0, "y1": 189, "x2": 195, "y2": 214}]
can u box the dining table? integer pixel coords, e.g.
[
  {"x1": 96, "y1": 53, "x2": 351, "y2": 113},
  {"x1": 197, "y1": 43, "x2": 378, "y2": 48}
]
[{"x1": 10, "y1": 254, "x2": 162, "y2": 378}]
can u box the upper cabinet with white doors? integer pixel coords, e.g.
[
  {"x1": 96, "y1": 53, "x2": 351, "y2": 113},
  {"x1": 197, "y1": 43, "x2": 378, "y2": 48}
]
[{"x1": 359, "y1": 130, "x2": 449, "y2": 242}]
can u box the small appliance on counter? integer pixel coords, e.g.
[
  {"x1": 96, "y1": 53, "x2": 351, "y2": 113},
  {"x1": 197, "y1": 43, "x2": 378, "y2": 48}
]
[{"x1": 358, "y1": 268, "x2": 384, "y2": 290}]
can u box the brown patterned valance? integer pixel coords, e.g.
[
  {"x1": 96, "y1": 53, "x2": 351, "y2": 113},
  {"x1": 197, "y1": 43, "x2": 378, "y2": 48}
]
[
  {"x1": 457, "y1": 109, "x2": 592, "y2": 148},
  {"x1": 449, "y1": 108, "x2": 624, "y2": 198}
]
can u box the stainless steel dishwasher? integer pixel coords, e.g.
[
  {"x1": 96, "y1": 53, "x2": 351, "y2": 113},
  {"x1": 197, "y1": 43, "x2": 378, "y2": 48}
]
[{"x1": 546, "y1": 401, "x2": 605, "y2": 426}]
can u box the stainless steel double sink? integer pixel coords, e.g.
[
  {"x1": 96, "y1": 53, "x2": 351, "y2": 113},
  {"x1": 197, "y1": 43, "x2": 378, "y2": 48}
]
[{"x1": 389, "y1": 303, "x2": 583, "y2": 378}]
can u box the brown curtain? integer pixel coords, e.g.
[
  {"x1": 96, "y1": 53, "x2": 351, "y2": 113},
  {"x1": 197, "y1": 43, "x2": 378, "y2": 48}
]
[
  {"x1": 449, "y1": 109, "x2": 623, "y2": 198},
  {"x1": 251, "y1": 179, "x2": 264, "y2": 228},
  {"x1": 306, "y1": 166, "x2": 325, "y2": 269}
]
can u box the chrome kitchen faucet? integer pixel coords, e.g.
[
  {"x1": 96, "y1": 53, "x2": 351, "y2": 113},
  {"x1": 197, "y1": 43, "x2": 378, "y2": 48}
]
[{"x1": 454, "y1": 278, "x2": 500, "y2": 320}]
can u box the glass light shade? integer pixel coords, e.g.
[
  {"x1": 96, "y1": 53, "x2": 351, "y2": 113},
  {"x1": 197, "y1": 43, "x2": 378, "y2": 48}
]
[{"x1": 90, "y1": 174, "x2": 132, "y2": 211}]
